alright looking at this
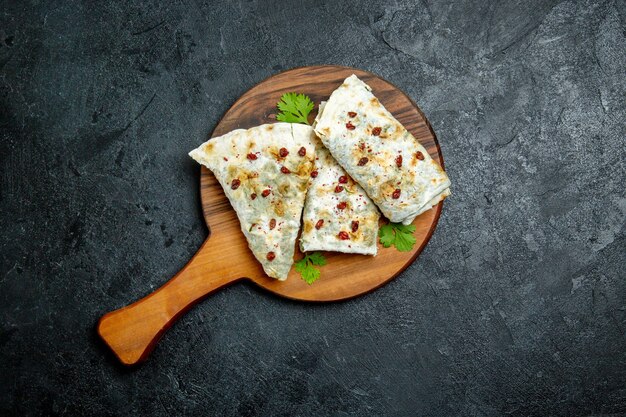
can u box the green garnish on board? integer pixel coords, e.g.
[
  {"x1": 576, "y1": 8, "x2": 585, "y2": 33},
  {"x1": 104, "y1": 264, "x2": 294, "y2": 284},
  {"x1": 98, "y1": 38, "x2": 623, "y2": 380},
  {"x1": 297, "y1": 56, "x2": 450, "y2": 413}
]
[
  {"x1": 379, "y1": 223, "x2": 417, "y2": 252},
  {"x1": 295, "y1": 252, "x2": 327, "y2": 284},
  {"x1": 276, "y1": 92, "x2": 314, "y2": 125}
]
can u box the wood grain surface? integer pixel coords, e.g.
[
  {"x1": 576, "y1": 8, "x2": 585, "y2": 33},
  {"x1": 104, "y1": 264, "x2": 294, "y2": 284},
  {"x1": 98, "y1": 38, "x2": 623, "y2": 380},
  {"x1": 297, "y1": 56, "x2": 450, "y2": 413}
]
[{"x1": 98, "y1": 65, "x2": 447, "y2": 365}]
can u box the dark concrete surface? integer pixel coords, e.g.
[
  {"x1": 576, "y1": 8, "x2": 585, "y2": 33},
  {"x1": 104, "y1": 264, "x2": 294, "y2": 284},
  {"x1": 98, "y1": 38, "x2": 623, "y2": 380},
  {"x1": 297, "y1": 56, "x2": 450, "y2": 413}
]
[{"x1": 1, "y1": 0, "x2": 625, "y2": 415}]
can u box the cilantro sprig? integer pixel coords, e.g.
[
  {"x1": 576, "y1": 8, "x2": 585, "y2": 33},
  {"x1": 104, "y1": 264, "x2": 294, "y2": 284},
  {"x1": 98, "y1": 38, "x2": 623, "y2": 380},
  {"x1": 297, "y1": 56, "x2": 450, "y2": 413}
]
[
  {"x1": 379, "y1": 223, "x2": 417, "y2": 252},
  {"x1": 276, "y1": 92, "x2": 314, "y2": 125},
  {"x1": 294, "y1": 252, "x2": 327, "y2": 284}
]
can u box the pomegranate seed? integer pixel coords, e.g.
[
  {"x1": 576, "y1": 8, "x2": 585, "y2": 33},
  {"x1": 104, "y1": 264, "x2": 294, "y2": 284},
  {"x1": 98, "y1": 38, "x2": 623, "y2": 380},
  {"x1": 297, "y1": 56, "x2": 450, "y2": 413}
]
[
  {"x1": 310, "y1": 170, "x2": 318, "y2": 178},
  {"x1": 298, "y1": 147, "x2": 306, "y2": 156},
  {"x1": 416, "y1": 151, "x2": 424, "y2": 160},
  {"x1": 346, "y1": 121, "x2": 355, "y2": 130},
  {"x1": 315, "y1": 219, "x2": 324, "y2": 230},
  {"x1": 280, "y1": 166, "x2": 291, "y2": 174},
  {"x1": 247, "y1": 153, "x2": 257, "y2": 160},
  {"x1": 266, "y1": 252, "x2": 276, "y2": 261},
  {"x1": 338, "y1": 176, "x2": 348, "y2": 184},
  {"x1": 269, "y1": 219, "x2": 276, "y2": 230},
  {"x1": 337, "y1": 202, "x2": 347, "y2": 210},
  {"x1": 348, "y1": 111, "x2": 357, "y2": 118},
  {"x1": 357, "y1": 157, "x2": 369, "y2": 166},
  {"x1": 338, "y1": 231, "x2": 350, "y2": 240},
  {"x1": 392, "y1": 189, "x2": 401, "y2": 199},
  {"x1": 231, "y1": 179, "x2": 241, "y2": 189},
  {"x1": 396, "y1": 155, "x2": 403, "y2": 167},
  {"x1": 261, "y1": 189, "x2": 271, "y2": 197},
  {"x1": 279, "y1": 147, "x2": 289, "y2": 157},
  {"x1": 335, "y1": 185, "x2": 344, "y2": 193},
  {"x1": 372, "y1": 127, "x2": 382, "y2": 136},
  {"x1": 351, "y1": 221, "x2": 359, "y2": 232}
]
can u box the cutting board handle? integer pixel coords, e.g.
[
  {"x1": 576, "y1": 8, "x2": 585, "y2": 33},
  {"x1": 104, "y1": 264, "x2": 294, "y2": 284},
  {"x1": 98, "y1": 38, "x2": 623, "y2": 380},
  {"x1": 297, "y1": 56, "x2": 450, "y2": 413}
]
[{"x1": 97, "y1": 237, "x2": 242, "y2": 365}]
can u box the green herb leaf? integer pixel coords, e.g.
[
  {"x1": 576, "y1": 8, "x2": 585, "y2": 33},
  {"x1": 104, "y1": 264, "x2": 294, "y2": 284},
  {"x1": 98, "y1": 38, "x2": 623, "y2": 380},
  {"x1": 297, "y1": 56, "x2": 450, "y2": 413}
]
[
  {"x1": 306, "y1": 252, "x2": 327, "y2": 266},
  {"x1": 378, "y1": 223, "x2": 417, "y2": 252},
  {"x1": 379, "y1": 224, "x2": 396, "y2": 248},
  {"x1": 276, "y1": 92, "x2": 314, "y2": 125},
  {"x1": 294, "y1": 252, "x2": 327, "y2": 284}
]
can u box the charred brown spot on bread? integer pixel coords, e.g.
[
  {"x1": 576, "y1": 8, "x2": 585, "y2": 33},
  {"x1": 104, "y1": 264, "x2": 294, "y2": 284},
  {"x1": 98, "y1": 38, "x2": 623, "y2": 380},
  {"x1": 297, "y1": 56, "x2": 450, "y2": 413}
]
[
  {"x1": 380, "y1": 180, "x2": 398, "y2": 196},
  {"x1": 295, "y1": 160, "x2": 314, "y2": 177},
  {"x1": 268, "y1": 146, "x2": 281, "y2": 159},
  {"x1": 370, "y1": 97, "x2": 380, "y2": 107},
  {"x1": 273, "y1": 200, "x2": 285, "y2": 216},
  {"x1": 266, "y1": 125, "x2": 274, "y2": 130},
  {"x1": 227, "y1": 165, "x2": 238, "y2": 177},
  {"x1": 296, "y1": 180, "x2": 308, "y2": 193},
  {"x1": 304, "y1": 221, "x2": 313, "y2": 233},
  {"x1": 278, "y1": 183, "x2": 291, "y2": 195},
  {"x1": 230, "y1": 168, "x2": 257, "y2": 182}
]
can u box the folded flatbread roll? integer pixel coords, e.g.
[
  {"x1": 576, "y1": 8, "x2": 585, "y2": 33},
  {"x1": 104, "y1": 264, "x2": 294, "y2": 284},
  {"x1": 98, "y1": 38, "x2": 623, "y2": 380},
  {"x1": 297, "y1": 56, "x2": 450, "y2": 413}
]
[
  {"x1": 189, "y1": 123, "x2": 316, "y2": 280},
  {"x1": 300, "y1": 141, "x2": 380, "y2": 255},
  {"x1": 313, "y1": 75, "x2": 451, "y2": 225}
]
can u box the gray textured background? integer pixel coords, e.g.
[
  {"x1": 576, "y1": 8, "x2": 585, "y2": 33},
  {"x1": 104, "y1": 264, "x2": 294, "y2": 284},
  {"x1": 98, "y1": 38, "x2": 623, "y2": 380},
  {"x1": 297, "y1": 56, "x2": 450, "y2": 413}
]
[{"x1": 1, "y1": 0, "x2": 625, "y2": 416}]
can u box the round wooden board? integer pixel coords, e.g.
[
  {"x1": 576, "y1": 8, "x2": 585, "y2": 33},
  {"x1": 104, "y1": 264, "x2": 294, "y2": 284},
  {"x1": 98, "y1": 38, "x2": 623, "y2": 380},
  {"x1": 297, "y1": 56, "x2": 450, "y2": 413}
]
[
  {"x1": 200, "y1": 65, "x2": 445, "y2": 301},
  {"x1": 98, "y1": 65, "x2": 447, "y2": 365}
]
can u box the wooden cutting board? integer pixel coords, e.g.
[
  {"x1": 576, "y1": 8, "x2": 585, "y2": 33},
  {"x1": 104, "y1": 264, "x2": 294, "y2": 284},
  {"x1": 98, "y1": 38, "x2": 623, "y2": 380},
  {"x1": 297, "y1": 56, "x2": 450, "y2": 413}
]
[{"x1": 98, "y1": 65, "x2": 447, "y2": 365}]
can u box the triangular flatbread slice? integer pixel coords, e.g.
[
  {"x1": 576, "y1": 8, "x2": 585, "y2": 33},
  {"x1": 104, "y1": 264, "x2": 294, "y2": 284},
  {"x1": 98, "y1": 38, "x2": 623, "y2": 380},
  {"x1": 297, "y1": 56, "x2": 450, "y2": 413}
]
[
  {"x1": 314, "y1": 75, "x2": 451, "y2": 225},
  {"x1": 300, "y1": 139, "x2": 380, "y2": 255},
  {"x1": 189, "y1": 123, "x2": 316, "y2": 280}
]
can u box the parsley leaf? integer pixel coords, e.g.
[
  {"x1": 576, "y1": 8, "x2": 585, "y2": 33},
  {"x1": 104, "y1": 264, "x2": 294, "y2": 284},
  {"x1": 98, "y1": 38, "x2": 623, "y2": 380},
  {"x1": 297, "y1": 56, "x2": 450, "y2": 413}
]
[
  {"x1": 306, "y1": 252, "x2": 327, "y2": 266},
  {"x1": 379, "y1": 225, "x2": 396, "y2": 248},
  {"x1": 276, "y1": 92, "x2": 314, "y2": 125},
  {"x1": 294, "y1": 252, "x2": 327, "y2": 284},
  {"x1": 378, "y1": 223, "x2": 417, "y2": 252}
]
